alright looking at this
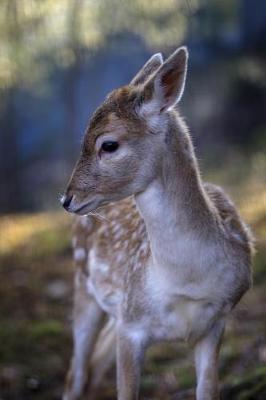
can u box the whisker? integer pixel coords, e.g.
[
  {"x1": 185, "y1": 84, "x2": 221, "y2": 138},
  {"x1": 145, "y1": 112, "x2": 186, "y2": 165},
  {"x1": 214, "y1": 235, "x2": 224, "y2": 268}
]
[{"x1": 87, "y1": 211, "x2": 110, "y2": 223}]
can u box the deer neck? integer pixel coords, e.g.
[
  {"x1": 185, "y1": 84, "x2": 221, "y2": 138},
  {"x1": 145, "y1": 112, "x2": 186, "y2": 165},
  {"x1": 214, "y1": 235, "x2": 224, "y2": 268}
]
[{"x1": 135, "y1": 113, "x2": 215, "y2": 269}]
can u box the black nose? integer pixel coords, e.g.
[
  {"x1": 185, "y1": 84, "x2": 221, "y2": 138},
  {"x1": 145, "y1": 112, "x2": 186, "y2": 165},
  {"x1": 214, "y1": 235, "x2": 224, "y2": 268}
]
[{"x1": 62, "y1": 194, "x2": 73, "y2": 210}]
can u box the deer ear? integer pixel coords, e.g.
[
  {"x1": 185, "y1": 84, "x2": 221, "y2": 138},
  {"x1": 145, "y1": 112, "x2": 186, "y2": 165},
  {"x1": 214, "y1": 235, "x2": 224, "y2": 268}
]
[
  {"x1": 130, "y1": 53, "x2": 163, "y2": 86},
  {"x1": 142, "y1": 47, "x2": 188, "y2": 112}
]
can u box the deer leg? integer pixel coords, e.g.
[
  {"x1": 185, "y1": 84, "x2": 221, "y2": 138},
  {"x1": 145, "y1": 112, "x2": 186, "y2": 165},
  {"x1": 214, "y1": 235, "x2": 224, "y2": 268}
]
[
  {"x1": 63, "y1": 270, "x2": 106, "y2": 400},
  {"x1": 116, "y1": 326, "x2": 146, "y2": 400},
  {"x1": 86, "y1": 317, "x2": 116, "y2": 400},
  {"x1": 194, "y1": 319, "x2": 225, "y2": 400}
]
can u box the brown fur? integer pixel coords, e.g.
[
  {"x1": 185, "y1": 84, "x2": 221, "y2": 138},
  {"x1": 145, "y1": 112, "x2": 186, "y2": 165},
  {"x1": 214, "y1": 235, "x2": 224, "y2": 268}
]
[{"x1": 62, "y1": 47, "x2": 253, "y2": 400}]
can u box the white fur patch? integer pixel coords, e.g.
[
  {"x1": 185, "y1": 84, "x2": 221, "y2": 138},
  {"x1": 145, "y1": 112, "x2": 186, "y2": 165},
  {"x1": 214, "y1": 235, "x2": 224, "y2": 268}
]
[
  {"x1": 80, "y1": 216, "x2": 89, "y2": 228},
  {"x1": 74, "y1": 248, "x2": 86, "y2": 262},
  {"x1": 140, "y1": 99, "x2": 160, "y2": 115},
  {"x1": 138, "y1": 99, "x2": 167, "y2": 132},
  {"x1": 127, "y1": 326, "x2": 146, "y2": 344},
  {"x1": 89, "y1": 248, "x2": 109, "y2": 273}
]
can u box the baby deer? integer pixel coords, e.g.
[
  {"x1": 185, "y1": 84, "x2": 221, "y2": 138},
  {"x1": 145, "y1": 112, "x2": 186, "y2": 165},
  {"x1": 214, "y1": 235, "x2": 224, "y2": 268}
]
[{"x1": 61, "y1": 47, "x2": 253, "y2": 400}]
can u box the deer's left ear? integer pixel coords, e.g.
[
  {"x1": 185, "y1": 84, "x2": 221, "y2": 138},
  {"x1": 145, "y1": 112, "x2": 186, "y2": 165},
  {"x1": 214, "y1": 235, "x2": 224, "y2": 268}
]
[
  {"x1": 142, "y1": 46, "x2": 188, "y2": 113},
  {"x1": 130, "y1": 53, "x2": 163, "y2": 86}
]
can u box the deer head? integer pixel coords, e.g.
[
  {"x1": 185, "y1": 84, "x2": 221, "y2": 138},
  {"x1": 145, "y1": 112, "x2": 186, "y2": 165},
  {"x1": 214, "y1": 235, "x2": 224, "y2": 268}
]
[{"x1": 61, "y1": 47, "x2": 188, "y2": 215}]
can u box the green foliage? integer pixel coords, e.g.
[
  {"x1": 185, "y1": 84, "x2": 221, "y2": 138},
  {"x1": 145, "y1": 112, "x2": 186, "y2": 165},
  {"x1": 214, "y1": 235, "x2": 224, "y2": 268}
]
[
  {"x1": 28, "y1": 320, "x2": 64, "y2": 340},
  {"x1": 0, "y1": 0, "x2": 199, "y2": 90}
]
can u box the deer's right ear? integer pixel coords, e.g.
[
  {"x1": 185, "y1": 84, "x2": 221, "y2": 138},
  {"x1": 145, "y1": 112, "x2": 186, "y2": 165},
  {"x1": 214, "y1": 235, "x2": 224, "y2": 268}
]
[
  {"x1": 130, "y1": 53, "x2": 163, "y2": 86},
  {"x1": 140, "y1": 47, "x2": 188, "y2": 113}
]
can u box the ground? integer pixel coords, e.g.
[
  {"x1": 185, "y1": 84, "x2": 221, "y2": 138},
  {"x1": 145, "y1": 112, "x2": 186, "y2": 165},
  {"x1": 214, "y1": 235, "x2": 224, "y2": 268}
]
[{"x1": 0, "y1": 173, "x2": 266, "y2": 399}]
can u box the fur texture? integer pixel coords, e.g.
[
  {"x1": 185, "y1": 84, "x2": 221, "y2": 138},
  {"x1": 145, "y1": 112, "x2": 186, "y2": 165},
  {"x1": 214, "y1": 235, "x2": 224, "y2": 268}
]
[{"x1": 62, "y1": 47, "x2": 253, "y2": 400}]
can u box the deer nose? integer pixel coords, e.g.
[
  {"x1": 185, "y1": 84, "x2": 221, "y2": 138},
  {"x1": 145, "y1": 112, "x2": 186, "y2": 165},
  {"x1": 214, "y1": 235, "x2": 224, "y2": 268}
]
[{"x1": 61, "y1": 194, "x2": 73, "y2": 210}]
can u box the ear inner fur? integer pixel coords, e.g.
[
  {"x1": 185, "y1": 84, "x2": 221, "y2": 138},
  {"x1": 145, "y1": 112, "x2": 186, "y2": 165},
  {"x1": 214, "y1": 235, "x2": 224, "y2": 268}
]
[{"x1": 141, "y1": 47, "x2": 188, "y2": 113}]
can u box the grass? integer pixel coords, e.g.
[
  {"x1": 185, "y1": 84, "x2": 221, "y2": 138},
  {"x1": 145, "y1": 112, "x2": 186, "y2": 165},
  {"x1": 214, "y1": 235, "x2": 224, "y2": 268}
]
[{"x1": 0, "y1": 163, "x2": 266, "y2": 399}]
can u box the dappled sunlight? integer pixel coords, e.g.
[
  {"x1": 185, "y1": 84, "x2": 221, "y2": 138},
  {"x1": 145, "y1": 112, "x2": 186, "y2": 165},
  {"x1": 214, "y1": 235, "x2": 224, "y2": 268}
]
[
  {"x1": 206, "y1": 152, "x2": 266, "y2": 237},
  {"x1": 0, "y1": 212, "x2": 71, "y2": 257},
  {"x1": 240, "y1": 187, "x2": 266, "y2": 227},
  {"x1": 232, "y1": 153, "x2": 266, "y2": 236},
  {"x1": 0, "y1": 0, "x2": 195, "y2": 90}
]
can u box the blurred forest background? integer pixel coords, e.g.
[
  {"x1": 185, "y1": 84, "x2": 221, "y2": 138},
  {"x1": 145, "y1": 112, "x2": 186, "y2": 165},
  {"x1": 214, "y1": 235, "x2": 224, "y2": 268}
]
[{"x1": 0, "y1": 0, "x2": 266, "y2": 399}]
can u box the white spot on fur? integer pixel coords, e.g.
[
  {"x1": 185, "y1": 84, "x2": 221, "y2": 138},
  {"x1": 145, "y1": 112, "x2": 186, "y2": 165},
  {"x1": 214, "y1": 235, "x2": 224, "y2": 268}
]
[
  {"x1": 128, "y1": 327, "x2": 146, "y2": 344},
  {"x1": 80, "y1": 216, "x2": 89, "y2": 228},
  {"x1": 89, "y1": 248, "x2": 109, "y2": 273},
  {"x1": 72, "y1": 236, "x2": 78, "y2": 248},
  {"x1": 118, "y1": 322, "x2": 147, "y2": 345},
  {"x1": 74, "y1": 269, "x2": 82, "y2": 287},
  {"x1": 74, "y1": 248, "x2": 86, "y2": 262}
]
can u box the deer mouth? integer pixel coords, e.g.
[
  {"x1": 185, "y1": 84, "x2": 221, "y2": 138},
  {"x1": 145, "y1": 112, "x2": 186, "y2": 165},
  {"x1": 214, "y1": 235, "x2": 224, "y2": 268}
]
[
  {"x1": 72, "y1": 199, "x2": 98, "y2": 215},
  {"x1": 72, "y1": 197, "x2": 109, "y2": 215}
]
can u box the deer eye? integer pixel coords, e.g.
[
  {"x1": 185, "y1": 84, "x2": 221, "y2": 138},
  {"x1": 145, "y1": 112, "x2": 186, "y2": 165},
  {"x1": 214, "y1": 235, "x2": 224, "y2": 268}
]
[{"x1": 101, "y1": 141, "x2": 119, "y2": 153}]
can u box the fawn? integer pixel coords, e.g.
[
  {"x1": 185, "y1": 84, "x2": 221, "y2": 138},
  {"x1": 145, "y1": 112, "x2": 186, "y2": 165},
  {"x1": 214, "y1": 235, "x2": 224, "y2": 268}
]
[{"x1": 61, "y1": 47, "x2": 253, "y2": 400}]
